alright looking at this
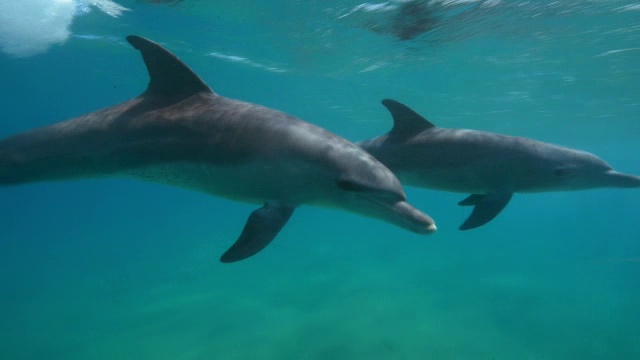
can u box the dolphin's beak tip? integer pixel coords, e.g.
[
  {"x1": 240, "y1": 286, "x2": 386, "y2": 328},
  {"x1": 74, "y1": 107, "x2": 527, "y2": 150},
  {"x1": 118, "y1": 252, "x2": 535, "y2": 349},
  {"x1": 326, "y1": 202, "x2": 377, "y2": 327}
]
[
  {"x1": 427, "y1": 223, "x2": 437, "y2": 233},
  {"x1": 606, "y1": 170, "x2": 640, "y2": 188}
]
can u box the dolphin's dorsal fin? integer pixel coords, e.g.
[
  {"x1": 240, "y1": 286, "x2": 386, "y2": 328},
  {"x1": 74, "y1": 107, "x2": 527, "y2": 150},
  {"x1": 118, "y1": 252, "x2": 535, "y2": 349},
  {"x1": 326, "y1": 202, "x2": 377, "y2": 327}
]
[
  {"x1": 382, "y1": 99, "x2": 435, "y2": 138},
  {"x1": 126, "y1": 35, "x2": 213, "y2": 98}
]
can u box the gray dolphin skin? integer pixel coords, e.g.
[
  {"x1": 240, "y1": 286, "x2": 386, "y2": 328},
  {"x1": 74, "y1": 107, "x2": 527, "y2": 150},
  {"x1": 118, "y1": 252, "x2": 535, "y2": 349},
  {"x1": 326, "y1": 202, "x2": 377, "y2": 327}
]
[
  {"x1": 0, "y1": 37, "x2": 436, "y2": 263},
  {"x1": 358, "y1": 99, "x2": 640, "y2": 230}
]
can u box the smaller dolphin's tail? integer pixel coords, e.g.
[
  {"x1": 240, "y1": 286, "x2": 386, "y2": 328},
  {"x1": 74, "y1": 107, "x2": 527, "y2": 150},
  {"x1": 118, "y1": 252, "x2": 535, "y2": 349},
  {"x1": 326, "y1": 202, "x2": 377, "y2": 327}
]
[{"x1": 0, "y1": 155, "x2": 14, "y2": 185}]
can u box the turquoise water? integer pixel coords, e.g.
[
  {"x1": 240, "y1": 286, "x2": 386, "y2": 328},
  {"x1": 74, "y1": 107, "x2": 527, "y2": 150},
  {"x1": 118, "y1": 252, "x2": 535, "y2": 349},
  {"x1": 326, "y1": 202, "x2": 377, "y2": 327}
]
[{"x1": 1, "y1": 1, "x2": 639, "y2": 359}]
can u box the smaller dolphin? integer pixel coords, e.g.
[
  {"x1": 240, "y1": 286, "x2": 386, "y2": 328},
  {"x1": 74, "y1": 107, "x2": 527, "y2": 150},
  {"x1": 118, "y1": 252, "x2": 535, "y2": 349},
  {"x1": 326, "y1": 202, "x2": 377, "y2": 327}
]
[
  {"x1": 0, "y1": 38, "x2": 436, "y2": 263},
  {"x1": 358, "y1": 99, "x2": 640, "y2": 230}
]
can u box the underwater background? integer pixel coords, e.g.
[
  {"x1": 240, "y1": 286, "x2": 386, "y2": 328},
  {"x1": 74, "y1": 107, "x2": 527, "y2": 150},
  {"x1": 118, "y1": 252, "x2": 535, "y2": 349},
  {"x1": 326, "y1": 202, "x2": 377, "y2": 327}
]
[{"x1": 1, "y1": 1, "x2": 639, "y2": 359}]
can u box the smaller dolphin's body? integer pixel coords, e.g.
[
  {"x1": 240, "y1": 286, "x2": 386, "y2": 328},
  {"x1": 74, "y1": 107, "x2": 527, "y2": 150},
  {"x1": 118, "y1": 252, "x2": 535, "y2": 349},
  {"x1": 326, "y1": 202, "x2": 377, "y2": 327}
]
[
  {"x1": 358, "y1": 99, "x2": 640, "y2": 230},
  {"x1": 0, "y1": 38, "x2": 436, "y2": 263}
]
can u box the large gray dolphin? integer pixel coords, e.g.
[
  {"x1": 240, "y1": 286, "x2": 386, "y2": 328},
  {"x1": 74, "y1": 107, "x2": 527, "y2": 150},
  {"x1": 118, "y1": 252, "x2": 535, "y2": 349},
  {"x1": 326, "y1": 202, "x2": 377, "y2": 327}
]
[
  {"x1": 358, "y1": 99, "x2": 640, "y2": 230},
  {"x1": 0, "y1": 37, "x2": 436, "y2": 263}
]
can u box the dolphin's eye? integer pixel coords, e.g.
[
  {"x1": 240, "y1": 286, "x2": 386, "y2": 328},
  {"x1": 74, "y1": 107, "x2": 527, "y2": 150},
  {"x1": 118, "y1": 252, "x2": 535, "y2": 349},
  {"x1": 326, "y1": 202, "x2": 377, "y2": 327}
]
[
  {"x1": 337, "y1": 179, "x2": 367, "y2": 192},
  {"x1": 553, "y1": 167, "x2": 571, "y2": 177}
]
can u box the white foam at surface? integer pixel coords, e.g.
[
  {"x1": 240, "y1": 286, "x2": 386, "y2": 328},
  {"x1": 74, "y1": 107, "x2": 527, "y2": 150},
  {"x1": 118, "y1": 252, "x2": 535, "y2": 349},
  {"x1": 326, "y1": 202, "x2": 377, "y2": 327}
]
[
  {"x1": 87, "y1": 0, "x2": 129, "y2": 17},
  {"x1": 0, "y1": 0, "x2": 128, "y2": 58}
]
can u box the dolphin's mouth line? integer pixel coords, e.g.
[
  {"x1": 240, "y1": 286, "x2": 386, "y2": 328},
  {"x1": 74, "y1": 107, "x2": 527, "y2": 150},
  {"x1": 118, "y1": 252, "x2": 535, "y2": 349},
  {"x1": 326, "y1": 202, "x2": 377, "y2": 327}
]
[
  {"x1": 359, "y1": 192, "x2": 402, "y2": 212},
  {"x1": 357, "y1": 193, "x2": 436, "y2": 234}
]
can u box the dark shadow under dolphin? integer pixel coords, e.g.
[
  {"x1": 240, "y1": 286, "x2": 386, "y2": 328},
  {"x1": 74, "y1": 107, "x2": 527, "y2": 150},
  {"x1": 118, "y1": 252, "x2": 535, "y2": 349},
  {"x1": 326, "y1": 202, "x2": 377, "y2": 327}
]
[
  {"x1": 358, "y1": 99, "x2": 640, "y2": 230},
  {"x1": 0, "y1": 38, "x2": 436, "y2": 263}
]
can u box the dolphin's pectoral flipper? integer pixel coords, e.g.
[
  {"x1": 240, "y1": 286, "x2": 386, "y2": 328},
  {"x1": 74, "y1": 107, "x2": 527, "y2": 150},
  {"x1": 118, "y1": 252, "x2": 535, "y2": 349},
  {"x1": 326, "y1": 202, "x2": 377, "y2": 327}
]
[
  {"x1": 458, "y1": 192, "x2": 513, "y2": 230},
  {"x1": 220, "y1": 203, "x2": 296, "y2": 263}
]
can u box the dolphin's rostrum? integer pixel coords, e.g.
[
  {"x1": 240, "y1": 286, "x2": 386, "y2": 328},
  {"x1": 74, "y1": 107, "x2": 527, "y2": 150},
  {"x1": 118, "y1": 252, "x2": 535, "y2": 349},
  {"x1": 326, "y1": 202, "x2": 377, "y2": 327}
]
[
  {"x1": 359, "y1": 99, "x2": 640, "y2": 230},
  {"x1": 0, "y1": 37, "x2": 436, "y2": 262}
]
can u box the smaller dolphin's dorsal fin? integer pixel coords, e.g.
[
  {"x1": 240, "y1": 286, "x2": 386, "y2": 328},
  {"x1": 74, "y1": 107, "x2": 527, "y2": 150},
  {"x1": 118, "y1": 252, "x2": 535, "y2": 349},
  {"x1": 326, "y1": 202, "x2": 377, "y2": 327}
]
[
  {"x1": 126, "y1": 35, "x2": 213, "y2": 98},
  {"x1": 382, "y1": 99, "x2": 435, "y2": 138}
]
